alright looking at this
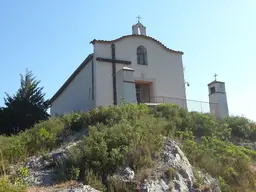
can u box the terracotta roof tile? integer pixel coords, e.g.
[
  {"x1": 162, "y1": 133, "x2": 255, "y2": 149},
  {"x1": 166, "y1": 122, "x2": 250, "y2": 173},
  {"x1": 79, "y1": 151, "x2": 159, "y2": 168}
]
[
  {"x1": 50, "y1": 35, "x2": 183, "y2": 105},
  {"x1": 90, "y1": 34, "x2": 183, "y2": 54}
]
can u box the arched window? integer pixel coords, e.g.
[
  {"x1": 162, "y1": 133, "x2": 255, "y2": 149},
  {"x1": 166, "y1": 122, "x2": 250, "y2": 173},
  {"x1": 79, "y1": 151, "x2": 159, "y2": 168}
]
[{"x1": 137, "y1": 46, "x2": 147, "y2": 65}]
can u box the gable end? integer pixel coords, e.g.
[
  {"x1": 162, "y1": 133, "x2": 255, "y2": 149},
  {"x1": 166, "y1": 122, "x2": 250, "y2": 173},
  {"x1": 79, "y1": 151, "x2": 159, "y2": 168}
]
[
  {"x1": 90, "y1": 35, "x2": 183, "y2": 55},
  {"x1": 49, "y1": 54, "x2": 93, "y2": 104}
]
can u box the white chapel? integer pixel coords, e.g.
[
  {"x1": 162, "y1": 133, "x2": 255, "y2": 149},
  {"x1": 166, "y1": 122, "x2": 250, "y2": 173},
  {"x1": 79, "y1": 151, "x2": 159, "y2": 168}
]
[{"x1": 49, "y1": 20, "x2": 229, "y2": 119}]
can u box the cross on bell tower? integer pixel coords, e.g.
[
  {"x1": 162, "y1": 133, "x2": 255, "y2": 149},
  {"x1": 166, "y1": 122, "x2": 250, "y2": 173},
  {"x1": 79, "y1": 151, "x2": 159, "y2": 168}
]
[
  {"x1": 207, "y1": 73, "x2": 229, "y2": 120},
  {"x1": 214, "y1": 73, "x2": 218, "y2": 81},
  {"x1": 136, "y1": 15, "x2": 141, "y2": 23},
  {"x1": 132, "y1": 15, "x2": 146, "y2": 35}
]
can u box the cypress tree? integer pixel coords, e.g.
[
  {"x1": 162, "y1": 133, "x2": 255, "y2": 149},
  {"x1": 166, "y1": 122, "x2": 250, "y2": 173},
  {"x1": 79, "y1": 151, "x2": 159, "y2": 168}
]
[{"x1": 0, "y1": 69, "x2": 50, "y2": 134}]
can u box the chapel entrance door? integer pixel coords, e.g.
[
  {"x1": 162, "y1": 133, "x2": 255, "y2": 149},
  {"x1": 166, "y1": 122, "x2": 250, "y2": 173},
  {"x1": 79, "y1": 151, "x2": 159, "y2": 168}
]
[{"x1": 135, "y1": 82, "x2": 152, "y2": 103}]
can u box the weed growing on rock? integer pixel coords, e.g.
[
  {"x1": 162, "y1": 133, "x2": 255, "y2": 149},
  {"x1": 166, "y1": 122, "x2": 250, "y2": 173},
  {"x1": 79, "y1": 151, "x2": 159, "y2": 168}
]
[{"x1": 0, "y1": 176, "x2": 26, "y2": 192}]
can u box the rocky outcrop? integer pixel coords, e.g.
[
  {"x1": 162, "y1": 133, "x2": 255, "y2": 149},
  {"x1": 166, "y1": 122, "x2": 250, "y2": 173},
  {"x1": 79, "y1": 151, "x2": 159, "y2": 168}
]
[
  {"x1": 112, "y1": 139, "x2": 221, "y2": 192},
  {"x1": 195, "y1": 171, "x2": 221, "y2": 192},
  {"x1": 55, "y1": 184, "x2": 101, "y2": 192},
  {"x1": 27, "y1": 183, "x2": 100, "y2": 192},
  {"x1": 114, "y1": 167, "x2": 135, "y2": 181},
  {"x1": 9, "y1": 140, "x2": 81, "y2": 186},
  {"x1": 9, "y1": 135, "x2": 221, "y2": 192},
  {"x1": 160, "y1": 139, "x2": 194, "y2": 192},
  {"x1": 9, "y1": 129, "x2": 88, "y2": 187}
]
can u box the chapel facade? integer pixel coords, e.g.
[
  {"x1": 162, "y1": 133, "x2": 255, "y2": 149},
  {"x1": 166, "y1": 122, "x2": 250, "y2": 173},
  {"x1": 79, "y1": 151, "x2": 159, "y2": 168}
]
[{"x1": 49, "y1": 20, "x2": 187, "y2": 116}]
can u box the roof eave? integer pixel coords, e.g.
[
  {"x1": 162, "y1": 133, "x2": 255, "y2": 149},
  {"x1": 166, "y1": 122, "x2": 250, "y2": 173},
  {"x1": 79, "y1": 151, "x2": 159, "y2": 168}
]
[
  {"x1": 90, "y1": 35, "x2": 184, "y2": 54},
  {"x1": 90, "y1": 39, "x2": 96, "y2": 44},
  {"x1": 208, "y1": 80, "x2": 225, "y2": 86},
  {"x1": 49, "y1": 54, "x2": 93, "y2": 104}
]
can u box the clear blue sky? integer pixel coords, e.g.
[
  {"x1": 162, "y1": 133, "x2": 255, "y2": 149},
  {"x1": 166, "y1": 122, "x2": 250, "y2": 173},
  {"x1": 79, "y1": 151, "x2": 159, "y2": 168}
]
[{"x1": 0, "y1": 0, "x2": 255, "y2": 121}]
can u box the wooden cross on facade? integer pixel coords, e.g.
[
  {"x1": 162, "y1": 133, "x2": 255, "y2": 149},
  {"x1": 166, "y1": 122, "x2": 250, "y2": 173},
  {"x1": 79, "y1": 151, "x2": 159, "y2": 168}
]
[
  {"x1": 214, "y1": 73, "x2": 218, "y2": 81},
  {"x1": 96, "y1": 44, "x2": 132, "y2": 105}
]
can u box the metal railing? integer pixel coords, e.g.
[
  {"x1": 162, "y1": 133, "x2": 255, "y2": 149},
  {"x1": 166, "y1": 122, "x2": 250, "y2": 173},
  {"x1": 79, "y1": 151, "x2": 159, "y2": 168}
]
[{"x1": 139, "y1": 96, "x2": 218, "y2": 114}]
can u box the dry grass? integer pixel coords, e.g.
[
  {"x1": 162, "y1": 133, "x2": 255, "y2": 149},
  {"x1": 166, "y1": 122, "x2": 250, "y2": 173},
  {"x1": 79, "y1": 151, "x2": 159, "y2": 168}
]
[
  {"x1": 199, "y1": 185, "x2": 212, "y2": 192},
  {"x1": 26, "y1": 180, "x2": 80, "y2": 192},
  {"x1": 135, "y1": 168, "x2": 154, "y2": 182}
]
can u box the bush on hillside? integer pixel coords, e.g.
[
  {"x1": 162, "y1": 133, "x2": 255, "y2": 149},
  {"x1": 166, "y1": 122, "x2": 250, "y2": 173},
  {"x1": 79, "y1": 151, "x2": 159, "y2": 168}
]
[
  {"x1": 222, "y1": 116, "x2": 256, "y2": 141},
  {"x1": 51, "y1": 104, "x2": 256, "y2": 191},
  {"x1": 0, "y1": 104, "x2": 150, "y2": 166},
  {"x1": 182, "y1": 135, "x2": 256, "y2": 191},
  {"x1": 151, "y1": 104, "x2": 232, "y2": 141},
  {"x1": 0, "y1": 176, "x2": 26, "y2": 192},
  {"x1": 0, "y1": 117, "x2": 65, "y2": 165},
  {"x1": 0, "y1": 103, "x2": 255, "y2": 191},
  {"x1": 53, "y1": 114, "x2": 164, "y2": 190},
  {"x1": 151, "y1": 104, "x2": 256, "y2": 191}
]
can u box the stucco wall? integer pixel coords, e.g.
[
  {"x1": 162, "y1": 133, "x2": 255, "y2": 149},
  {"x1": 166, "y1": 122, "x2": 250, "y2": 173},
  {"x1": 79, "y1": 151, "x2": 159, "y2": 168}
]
[
  {"x1": 50, "y1": 60, "x2": 95, "y2": 116},
  {"x1": 93, "y1": 36, "x2": 186, "y2": 107},
  {"x1": 116, "y1": 70, "x2": 124, "y2": 104},
  {"x1": 208, "y1": 82, "x2": 226, "y2": 93},
  {"x1": 208, "y1": 82, "x2": 229, "y2": 119},
  {"x1": 116, "y1": 68, "x2": 137, "y2": 104}
]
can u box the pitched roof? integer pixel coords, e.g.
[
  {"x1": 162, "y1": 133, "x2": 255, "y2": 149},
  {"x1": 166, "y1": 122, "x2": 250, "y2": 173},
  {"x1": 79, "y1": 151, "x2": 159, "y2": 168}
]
[
  {"x1": 49, "y1": 54, "x2": 93, "y2": 104},
  {"x1": 208, "y1": 80, "x2": 225, "y2": 86},
  {"x1": 90, "y1": 34, "x2": 183, "y2": 55}
]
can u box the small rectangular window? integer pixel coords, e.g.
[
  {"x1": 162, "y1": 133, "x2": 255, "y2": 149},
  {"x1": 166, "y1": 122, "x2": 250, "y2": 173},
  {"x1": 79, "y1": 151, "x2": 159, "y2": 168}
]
[{"x1": 210, "y1": 87, "x2": 215, "y2": 94}]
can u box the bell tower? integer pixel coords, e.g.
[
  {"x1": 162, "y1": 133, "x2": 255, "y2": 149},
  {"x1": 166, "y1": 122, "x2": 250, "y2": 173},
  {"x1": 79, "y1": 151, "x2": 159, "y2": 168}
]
[
  {"x1": 132, "y1": 15, "x2": 147, "y2": 35},
  {"x1": 208, "y1": 74, "x2": 229, "y2": 119}
]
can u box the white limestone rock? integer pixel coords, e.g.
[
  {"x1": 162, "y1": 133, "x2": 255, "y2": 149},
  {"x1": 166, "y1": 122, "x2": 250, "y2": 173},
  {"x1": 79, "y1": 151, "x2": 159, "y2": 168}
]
[
  {"x1": 114, "y1": 166, "x2": 135, "y2": 181},
  {"x1": 196, "y1": 171, "x2": 221, "y2": 192},
  {"x1": 9, "y1": 140, "x2": 81, "y2": 186},
  {"x1": 63, "y1": 185, "x2": 101, "y2": 192},
  {"x1": 114, "y1": 139, "x2": 221, "y2": 192},
  {"x1": 159, "y1": 139, "x2": 194, "y2": 192}
]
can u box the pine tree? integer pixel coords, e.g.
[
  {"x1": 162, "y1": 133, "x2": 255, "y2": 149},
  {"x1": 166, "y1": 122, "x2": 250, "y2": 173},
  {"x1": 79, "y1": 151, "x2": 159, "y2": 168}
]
[{"x1": 0, "y1": 69, "x2": 50, "y2": 134}]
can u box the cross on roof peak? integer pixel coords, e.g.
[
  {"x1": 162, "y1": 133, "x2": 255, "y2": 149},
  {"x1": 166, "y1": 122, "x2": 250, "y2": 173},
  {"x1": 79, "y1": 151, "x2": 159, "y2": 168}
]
[
  {"x1": 136, "y1": 15, "x2": 141, "y2": 23},
  {"x1": 214, "y1": 73, "x2": 218, "y2": 81}
]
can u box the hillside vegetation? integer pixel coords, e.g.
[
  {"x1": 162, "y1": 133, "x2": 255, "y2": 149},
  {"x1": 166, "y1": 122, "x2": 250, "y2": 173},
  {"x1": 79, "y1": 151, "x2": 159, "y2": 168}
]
[{"x1": 0, "y1": 104, "x2": 256, "y2": 192}]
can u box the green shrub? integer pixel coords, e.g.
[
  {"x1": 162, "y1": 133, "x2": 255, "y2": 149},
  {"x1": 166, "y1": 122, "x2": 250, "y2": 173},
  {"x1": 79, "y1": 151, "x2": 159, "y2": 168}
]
[
  {"x1": 84, "y1": 170, "x2": 106, "y2": 191},
  {"x1": 32, "y1": 117, "x2": 65, "y2": 135},
  {"x1": 0, "y1": 113, "x2": 77, "y2": 166},
  {"x1": 20, "y1": 127, "x2": 56, "y2": 155},
  {"x1": 189, "y1": 112, "x2": 232, "y2": 141},
  {"x1": 181, "y1": 136, "x2": 256, "y2": 191},
  {"x1": 249, "y1": 129, "x2": 256, "y2": 141},
  {"x1": 0, "y1": 149, "x2": 6, "y2": 176},
  {"x1": 13, "y1": 167, "x2": 29, "y2": 185},
  {"x1": 61, "y1": 112, "x2": 86, "y2": 132},
  {"x1": 51, "y1": 109, "x2": 164, "y2": 188},
  {"x1": 0, "y1": 103, "x2": 255, "y2": 191},
  {"x1": 52, "y1": 147, "x2": 82, "y2": 182},
  {"x1": 0, "y1": 176, "x2": 26, "y2": 192},
  {"x1": 166, "y1": 167, "x2": 175, "y2": 181},
  {"x1": 223, "y1": 116, "x2": 256, "y2": 141},
  {"x1": 150, "y1": 104, "x2": 232, "y2": 141},
  {"x1": 109, "y1": 178, "x2": 134, "y2": 192},
  {"x1": 192, "y1": 168, "x2": 204, "y2": 189},
  {"x1": 78, "y1": 116, "x2": 163, "y2": 176},
  {"x1": 0, "y1": 135, "x2": 27, "y2": 165},
  {"x1": 150, "y1": 104, "x2": 190, "y2": 132},
  {"x1": 53, "y1": 164, "x2": 80, "y2": 182},
  {"x1": 85, "y1": 104, "x2": 149, "y2": 127}
]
